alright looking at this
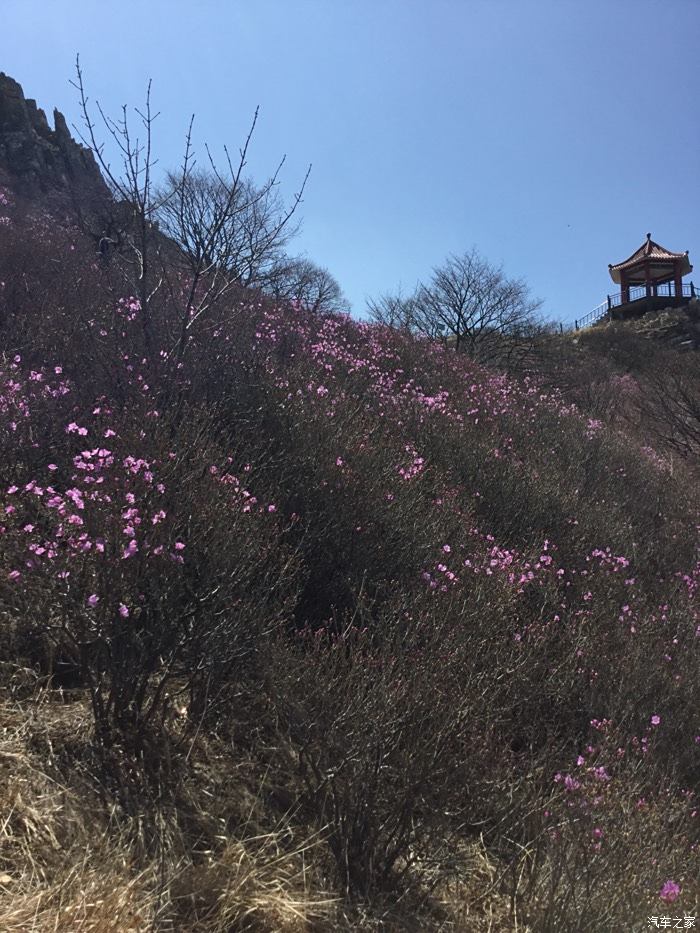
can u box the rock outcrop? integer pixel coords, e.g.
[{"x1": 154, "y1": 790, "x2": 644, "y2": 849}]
[{"x1": 0, "y1": 72, "x2": 109, "y2": 204}]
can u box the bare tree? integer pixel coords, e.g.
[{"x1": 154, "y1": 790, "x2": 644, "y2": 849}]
[
  {"x1": 414, "y1": 249, "x2": 542, "y2": 360},
  {"x1": 156, "y1": 169, "x2": 298, "y2": 284},
  {"x1": 265, "y1": 256, "x2": 348, "y2": 314},
  {"x1": 72, "y1": 57, "x2": 310, "y2": 364},
  {"x1": 155, "y1": 154, "x2": 310, "y2": 363},
  {"x1": 366, "y1": 287, "x2": 417, "y2": 331},
  {"x1": 368, "y1": 249, "x2": 543, "y2": 365},
  {"x1": 72, "y1": 57, "x2": 166, "y2": 354}
]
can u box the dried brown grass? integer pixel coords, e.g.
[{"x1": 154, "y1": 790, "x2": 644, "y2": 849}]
[
  {"x1": 0, "y1": 682, "x2": 340, "y2": 932},
  {"x1": 0, "y1": 679, "x2": 526, "y2": 932}
]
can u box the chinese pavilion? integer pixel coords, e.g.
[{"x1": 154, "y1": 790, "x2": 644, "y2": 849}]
[
  {"x1": 575, "y1": 235, "x2": 695, "y2": 329},
  {"x1": 609, "y1": 234, "x2": 693, "y2": 308}
]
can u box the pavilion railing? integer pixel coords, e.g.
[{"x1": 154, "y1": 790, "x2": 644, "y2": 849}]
[{"x1": 574, "y1": 282, "x2": 696, "y2": 330}]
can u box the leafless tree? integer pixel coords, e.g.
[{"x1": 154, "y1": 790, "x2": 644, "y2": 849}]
[
  {"x1": 368, "y1": 249, "x2": 543, "y2": 365},
  {"x1": 265, "y1": 255, "x2": 348, "y2": 314},
  {"x1": 72, "y1": 57, "x2": 166, "y2": 353},
  {"x1": 156, "y1": 168, "x2": 300, "y2": 287},
  {"x1": 415, "y1": 249, "x2": 542, "y2": 359},
  {"x1": 155, "y1": 152, "x2": 310, "y2": 363},
  {"x1": 366, "y1": 287, "x2": 417, "y2": 331},
  {"x1": 72, "y1": 57, "x2": 310, "y2": 364}
]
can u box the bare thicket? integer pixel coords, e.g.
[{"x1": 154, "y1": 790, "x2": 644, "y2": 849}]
[{"x1": 643, "y1": 365, "x2": 700, "y2": 458}]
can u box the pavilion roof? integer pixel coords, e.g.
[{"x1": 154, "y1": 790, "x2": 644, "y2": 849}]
[{"x1": 609, "y1": 234, "x2": 692, "y2": 284}]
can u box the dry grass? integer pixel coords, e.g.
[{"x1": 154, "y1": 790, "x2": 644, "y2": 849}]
[
  {"x1": 431, "y1": 839, "x2": 527, "y2": 933},
  {"x1": 0, "y1": 680, "x2": 339, "y2": 932},
  {"x1": 0, "y1": 687, "x2": 154, "y2": 931},
  {"x1": 0, "y1": 676, "x2": 527, "y2": 932}
]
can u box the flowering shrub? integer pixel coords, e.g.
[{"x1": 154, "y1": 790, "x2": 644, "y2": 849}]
[{"x1": 0, "y1": 354, "x2": 297, "y2": 742}]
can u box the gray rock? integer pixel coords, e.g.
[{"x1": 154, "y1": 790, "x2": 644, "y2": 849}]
[{"x1": 0, "y1": 71, "x2": 109, "y2": 203}]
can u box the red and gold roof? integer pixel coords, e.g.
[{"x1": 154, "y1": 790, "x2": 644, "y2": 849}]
[{"x1": 609, "y1": 234, "x2": 692, "y2": 284}]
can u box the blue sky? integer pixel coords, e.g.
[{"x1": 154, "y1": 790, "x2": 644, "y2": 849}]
[{"x1": 3, "y1": 0, "x2": 699, "y2": 324}]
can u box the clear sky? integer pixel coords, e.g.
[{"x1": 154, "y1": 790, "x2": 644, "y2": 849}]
[{"x1": 3, "y1": 0, "x2": 699, "y2": 324}]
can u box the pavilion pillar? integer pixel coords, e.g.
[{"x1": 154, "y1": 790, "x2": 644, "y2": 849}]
[
  {"x1": 644, "y1": 261, "x2": 652, "y2": 298},
  {"x1": 673, "y1": 260, "x2": 683, "y2": 298},
  {"x1": 620, "y1": 271, "x2": 629, "y2": 304}
]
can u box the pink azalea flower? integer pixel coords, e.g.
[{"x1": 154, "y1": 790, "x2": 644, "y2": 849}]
[
  {"x1": 659, "y1": 880, "x2": 680, "y2": 903},
  {"x1": 122, "y1": 539, "x2": 138, "y2": 559}
]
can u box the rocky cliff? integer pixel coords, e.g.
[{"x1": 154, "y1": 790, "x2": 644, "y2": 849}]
[{"x1": 0, "y1": 72, "x2": 109, "y2": 204}]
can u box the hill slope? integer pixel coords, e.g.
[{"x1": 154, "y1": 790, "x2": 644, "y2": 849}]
[{"x1": 0, "y1": 112, "x2": 698, "y2": 931}]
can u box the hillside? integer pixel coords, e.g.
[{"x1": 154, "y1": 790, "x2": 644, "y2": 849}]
[
  {"x1": 0, "y1": 82, "x2": 698, "y2": 931},
  {"x1": 529, "y1": 307, "x2": 700, "y2": 466}
]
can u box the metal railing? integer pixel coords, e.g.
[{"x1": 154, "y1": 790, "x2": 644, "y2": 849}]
[{"x1": 574, "y1": 282, "x2": 696, "y2": 330}]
